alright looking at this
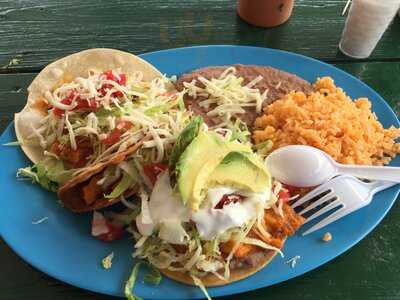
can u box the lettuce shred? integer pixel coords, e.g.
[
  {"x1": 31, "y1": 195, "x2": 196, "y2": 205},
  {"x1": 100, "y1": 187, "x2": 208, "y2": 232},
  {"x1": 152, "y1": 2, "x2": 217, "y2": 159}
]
[
  {"x1": 17, "y1": 164, "x2": 58, "y2": 192},
  {"x1": 125, "y1": 262, "x2": 162, "y2": 300},
  {"x1": 17, "y1": 158, "x2": 74, "y2": 192},
  {"x1": 104, "y1": 171, "x2": 136, "y2": 199},
  {"x1": 190, "y1": 274, "x2": 212, "y2": 300}
]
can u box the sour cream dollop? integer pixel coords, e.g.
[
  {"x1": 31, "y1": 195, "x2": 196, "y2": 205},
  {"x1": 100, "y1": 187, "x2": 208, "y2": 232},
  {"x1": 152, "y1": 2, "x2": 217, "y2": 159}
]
[{"x1": 135, "y1": 172, "x2": 273, "y2": 243}]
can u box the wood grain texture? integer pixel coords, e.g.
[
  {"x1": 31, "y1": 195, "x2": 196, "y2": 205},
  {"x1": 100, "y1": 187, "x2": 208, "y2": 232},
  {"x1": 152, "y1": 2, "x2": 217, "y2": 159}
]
[
  {"x1": 0, "y1": 61, "x2": 399, "y2": 299},
  {"x1": 0, "y1": 0, "x2": 400, "y2": 72}
]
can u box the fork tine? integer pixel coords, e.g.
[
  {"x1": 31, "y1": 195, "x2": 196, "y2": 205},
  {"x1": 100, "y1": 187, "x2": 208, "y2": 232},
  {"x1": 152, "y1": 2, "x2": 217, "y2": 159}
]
[
  {"x1": 302, "y1": 206, "x2": 349, "y2": 236},
  {"x1": 303, "y1": 199, "x2": 342, "y2": 224},
  {"x1": 298, "y1": 192, "x2": 337, "y2": 216},
  {"x1": 291, "y1": 187, "x2": 332, "y2": 209}
]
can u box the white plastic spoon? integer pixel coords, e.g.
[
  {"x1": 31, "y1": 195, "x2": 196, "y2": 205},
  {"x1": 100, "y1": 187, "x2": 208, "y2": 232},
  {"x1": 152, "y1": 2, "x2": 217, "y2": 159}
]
[{"x1": 266, "y1": 145, "x2": 400, "y2": 187}]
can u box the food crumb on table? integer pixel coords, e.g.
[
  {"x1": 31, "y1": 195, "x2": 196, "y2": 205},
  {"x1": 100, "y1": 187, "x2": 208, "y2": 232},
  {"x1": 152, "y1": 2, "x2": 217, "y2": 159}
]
[{"x1": 322, "y1": 232, "x2": 332, "y2": 242}]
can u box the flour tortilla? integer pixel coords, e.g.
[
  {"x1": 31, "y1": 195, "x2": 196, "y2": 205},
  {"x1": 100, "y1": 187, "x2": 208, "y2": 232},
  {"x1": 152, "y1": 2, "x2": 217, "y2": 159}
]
[
  {"x1": 160, "y1": 243, "x2": 284, "y2": 287},
  {"x1": 15, "y1": 48, "x2": 163, "y2": 164}
]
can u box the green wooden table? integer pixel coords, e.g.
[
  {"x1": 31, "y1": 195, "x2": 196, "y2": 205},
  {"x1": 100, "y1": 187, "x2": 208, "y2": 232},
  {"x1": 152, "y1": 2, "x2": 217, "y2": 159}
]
[{"x1": 1, "y1": 1, "x2": 399, "y2": 299}]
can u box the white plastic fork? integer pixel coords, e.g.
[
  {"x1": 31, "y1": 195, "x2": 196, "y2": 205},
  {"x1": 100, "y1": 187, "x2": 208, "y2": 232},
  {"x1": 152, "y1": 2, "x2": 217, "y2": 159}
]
[{"x1": 291, "y1": 175, "x2": 397, "y2": 236}]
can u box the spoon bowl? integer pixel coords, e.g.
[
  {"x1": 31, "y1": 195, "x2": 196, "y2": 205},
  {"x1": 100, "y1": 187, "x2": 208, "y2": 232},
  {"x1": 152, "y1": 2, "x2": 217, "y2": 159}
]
[
  {"x1": 266, "y1": 145, "x2": 400, "y2": 187},
  {"x1": 266, "y1": 145, "x2": 337, "y2": 187}
]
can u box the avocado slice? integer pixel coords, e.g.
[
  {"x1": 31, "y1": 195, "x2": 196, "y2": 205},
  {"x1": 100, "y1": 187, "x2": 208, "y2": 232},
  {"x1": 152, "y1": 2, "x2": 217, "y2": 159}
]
[
  {"x1": 210, "y1": 151, "x2": 271, "y2": 193},
  {"x1": 169, "y1": 116, "x2": 203, "y2": 183},
  {"x1": 176, "y1": 132, "x2": 250, "y2": 210}
]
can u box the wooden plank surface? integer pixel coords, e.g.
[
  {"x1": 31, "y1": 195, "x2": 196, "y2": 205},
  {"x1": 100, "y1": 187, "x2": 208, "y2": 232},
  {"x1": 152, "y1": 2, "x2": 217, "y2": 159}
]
[
  {"x1": 1, "y1": 61, "x2": 399, "y2": 299},
  {"x1": 0, "y1": 0, "x2": 400, "y2": 72}
]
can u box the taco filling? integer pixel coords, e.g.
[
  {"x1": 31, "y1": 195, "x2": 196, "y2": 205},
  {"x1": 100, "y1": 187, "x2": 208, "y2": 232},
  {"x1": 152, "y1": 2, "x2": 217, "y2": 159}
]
[{"x1": 131, "y1": 126, "x2": 304, "y2": 288}]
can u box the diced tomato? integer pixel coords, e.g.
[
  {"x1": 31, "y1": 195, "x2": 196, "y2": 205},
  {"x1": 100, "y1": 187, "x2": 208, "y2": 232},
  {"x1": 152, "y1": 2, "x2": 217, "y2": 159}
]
[
  {"x1": 101, "y1": 121, "x2": 133, "y2": 146},
  {"x1": 116, "y1": 120, "x2": 133, "y2": 131},
  {"x1": 99, "y1": 70, "x2": 127, "y2": 98},
  {"x1": 143, "y1": 163, "x2": 168, "y2": 185},
  {"x1": 53, "y1": 70, "x2": 127, "y2": 117},
  {"x1": 91, "y1": 211, "x2": 125, "y2": 242},
  {"x1": 103, "y1": 70, "x2": 127, "y2": 85},
  {"x1": 101, "y1": 129, "x2": 122, "y2": 146},
  {"x1": 96, "y1": 222, "x2": 125, "y2": 242},
  {"x1": 74, "y1": 98, "x2": 98, "y2": 110},
  {"x1": 277, "y1": 190, "x2": 291, "y2": 202},
  {"x1": 215, "y1": 194, "x2": 245, "y2": 209},
  {"x1": 282, "y1": 184, "x2": 300, "y2": 195},
  {"x1": 53, "y1": 92, "x2": 75, "y2": 117},
  {"x1": 53, "y1": 90, "x2": 98, "y2": 117}
]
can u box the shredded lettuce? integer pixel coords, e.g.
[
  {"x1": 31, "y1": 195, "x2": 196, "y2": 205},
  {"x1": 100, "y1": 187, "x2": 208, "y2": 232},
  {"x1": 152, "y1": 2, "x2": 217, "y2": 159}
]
[
  {"x1": 229, "y1": 118, "x2": 251, "y2": 143},
  {"x1": 139, "y1": 191, "x2": 152, "y2": 224},
  {"x1": 177, "y1": 93, "x2": 185, "y2": 111},
  {"x1": 125, "y1": 262, "x2": 161, "y2": 300},
  {"x1": 106, "y1": 208, "x2": 140, "y2": 225},
  {"x1": 242, "y1": 237, "x2": 284, "y2": 257},
  {"x1": 144, "y1": 100, "x2": 178, "y2": 116},
  {"x1": 18, "y1": 165, "x2": 58, "y2": 192},
  {"x1": 125, "y1": 262, "x2": 143, "y2": 300},
  {"x1": 96, "y1": 107, "x2": 123, "y2": 119},
  {"x1": 254, "y1": 140, "x2": 273, "y2": 156},
  {"x1": 104, "y1": 171, "x2": 136, "y2": 199},
  {"x1": 144, "y1": 264, "x2": 162, "y2": 285},
  {"x1": 17, "y1": 159, "x2": 72, "y2": 192},
  {"x1": 119, "y1": 161, "x2": 140, "y2": 182},
  {"x1": 158, "y1": 220, "x2": 188, "y2": 245},
  {"x1": 190, "y1": 274, "x2": 212, "y2": 300}
]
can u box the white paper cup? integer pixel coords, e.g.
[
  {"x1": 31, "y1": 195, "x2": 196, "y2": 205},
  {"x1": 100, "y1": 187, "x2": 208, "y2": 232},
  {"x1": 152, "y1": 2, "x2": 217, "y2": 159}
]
[{"x1": 339, "y1": 0, "x2": 400, "y2": 59}]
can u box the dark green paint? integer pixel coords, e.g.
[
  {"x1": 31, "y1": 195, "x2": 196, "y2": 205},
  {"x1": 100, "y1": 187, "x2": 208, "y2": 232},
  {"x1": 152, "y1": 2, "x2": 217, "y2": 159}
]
[{"x1": 0, "y1": 0, "x2": 400, "y2": 71}]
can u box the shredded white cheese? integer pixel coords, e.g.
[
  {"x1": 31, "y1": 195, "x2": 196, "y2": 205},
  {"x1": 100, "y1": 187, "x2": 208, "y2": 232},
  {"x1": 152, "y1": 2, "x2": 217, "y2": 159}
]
[
  {"x1": 32, "y1": 216, "x2": 49, "y2": 225},
  {"x1": 183, "y1": 67, "x2": 267, "y2": 129},
  {"x1": 32, "y1": 69, "x2": 192, "y2": 171},
  {"x1": 285, "y1": 255, "x2": 301, "y2": 268},
  {"x1": 64, "y1": 112, "x2": 77, "y2": 150}
]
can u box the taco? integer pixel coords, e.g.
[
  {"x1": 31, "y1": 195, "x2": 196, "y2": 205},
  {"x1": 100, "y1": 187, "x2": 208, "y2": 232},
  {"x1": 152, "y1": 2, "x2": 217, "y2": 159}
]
[
  {"x1": 15, "y1": 48, "x2": 190, "y2": 211},
  {"x1": 15, "y1": 48, "x2": 164, "y2": 164},
  {"x1": 131, "y1": 122, "x2": 304, "y2": 289}
]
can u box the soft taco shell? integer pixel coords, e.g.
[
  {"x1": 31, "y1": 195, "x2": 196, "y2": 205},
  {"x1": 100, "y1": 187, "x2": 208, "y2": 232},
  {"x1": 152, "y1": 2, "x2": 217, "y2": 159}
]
[
  {"x1": 15, "y1": 48, "x2": 163, "y2": 164},
  {"x1": 159, "y1": 245, "x2": 282, "y2": 287},
  {"x1": 57, "y1": 139, "x2": 145, "y2": 213}
]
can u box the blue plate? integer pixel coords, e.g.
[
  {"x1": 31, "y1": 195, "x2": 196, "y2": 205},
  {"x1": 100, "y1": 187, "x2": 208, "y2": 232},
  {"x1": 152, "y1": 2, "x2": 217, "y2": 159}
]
[{"x1": 1, "y1": 46, "x2": 399, "y2": 299}]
